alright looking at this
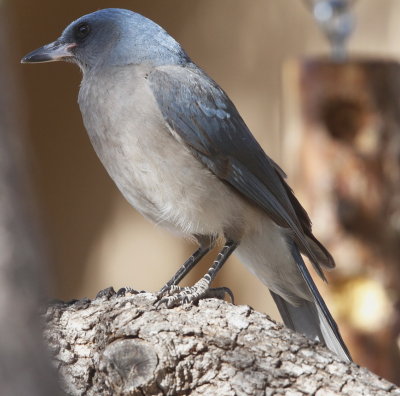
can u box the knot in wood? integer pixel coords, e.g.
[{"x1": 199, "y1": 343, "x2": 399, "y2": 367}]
[{"x1": 102, "y1": 339, "x2": 158, "y2": 392}]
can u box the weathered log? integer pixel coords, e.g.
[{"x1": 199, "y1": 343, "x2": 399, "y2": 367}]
[{"x1": 44, "y1": 289, "x2": 400, "y2": 395}]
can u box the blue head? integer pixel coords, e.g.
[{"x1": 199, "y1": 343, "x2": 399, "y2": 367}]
[{"x1": 21, "y1": 8, "x2": 191, "y2": 72}]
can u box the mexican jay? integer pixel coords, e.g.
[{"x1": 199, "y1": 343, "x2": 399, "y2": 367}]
[{"x1": 21, "y1": 8, "x2": 351, "y2": 361}]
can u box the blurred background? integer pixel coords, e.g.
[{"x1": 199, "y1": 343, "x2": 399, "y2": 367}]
[{"x1": 3, "y1": 0, "x2": 400, "y2": 385}]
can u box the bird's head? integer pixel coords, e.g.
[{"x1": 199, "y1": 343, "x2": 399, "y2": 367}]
[{"x1": 21, "y1": 8, "x2": 190, "y2": 73}]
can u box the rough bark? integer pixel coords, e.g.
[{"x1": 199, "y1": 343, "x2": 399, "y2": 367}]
[{"x1": 45, "y1": 289, "x2": 400, "y2": 396}]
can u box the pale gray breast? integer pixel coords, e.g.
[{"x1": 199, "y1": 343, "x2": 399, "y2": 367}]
[{"x1": 78, "y1": 66, "x2": 165, "y2": 218}]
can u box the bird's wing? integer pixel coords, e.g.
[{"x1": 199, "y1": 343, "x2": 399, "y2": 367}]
[{"x1": 148, "y1": 65, "x2": 332, "y2": 277}]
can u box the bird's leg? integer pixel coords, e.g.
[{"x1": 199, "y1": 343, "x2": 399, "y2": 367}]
[
  {"x1": 158, "y1": 247, "x2": 209, "y2": 294},
  {"x1": 157, "y1": 240, "x2": 238, "y2": 308},
  {"x1": 158, "y1": 235, "x2": 215, "y2": 295}
]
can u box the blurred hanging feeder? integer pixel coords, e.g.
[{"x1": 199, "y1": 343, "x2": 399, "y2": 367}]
[{"x1": 283, "y1": 0, "x2": 400, "y2": 385}]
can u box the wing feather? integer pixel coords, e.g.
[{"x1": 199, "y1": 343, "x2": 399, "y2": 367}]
[{"x1": 148, "y1": 64, "x2": 333, "y2": 277}]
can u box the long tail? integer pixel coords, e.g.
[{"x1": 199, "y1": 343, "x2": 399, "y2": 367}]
[{"x1": 273, "y1": 243, "x2": 352, "y2": 362}]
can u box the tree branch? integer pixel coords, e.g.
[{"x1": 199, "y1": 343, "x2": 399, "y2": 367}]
[{"x1": 45, "y1": 289, "x2": 399, "y2": 395}]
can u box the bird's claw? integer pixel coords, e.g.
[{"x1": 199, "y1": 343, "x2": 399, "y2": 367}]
[{"x1": 156, "y1": 282, "x2": 234, "y2": 308}]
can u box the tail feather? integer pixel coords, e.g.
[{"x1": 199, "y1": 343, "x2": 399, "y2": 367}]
[
  {"x1": 273, "y1": 241, "x2": 352, "y2": 362},
  {"x1": 270, "y1": 291, "x2": 323, "y2": 341},
  {"x1": 272, "y1": 290, "x2": 351, "y2": 361}
]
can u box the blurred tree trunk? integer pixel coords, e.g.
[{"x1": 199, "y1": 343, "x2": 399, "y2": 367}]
[
  {"x1": 45, "y1": 290, "x2": 400, "y2": 396},
  {"x1": 0, "y1": 4, "x2": 62, "y2": 395},
  {"x1": 283, "y1": 58, "x2": 400, "y2": 385}
]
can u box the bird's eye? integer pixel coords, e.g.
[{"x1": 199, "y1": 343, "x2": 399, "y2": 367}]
[{"x1": 75, "y1": 22, "x2": 91, "y2": 41}]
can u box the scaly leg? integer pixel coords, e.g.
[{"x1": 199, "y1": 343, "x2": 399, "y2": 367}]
[
  {"x1": 157, "y1": 240, "x2": 237, "y2": 307},
  {"x1": 158, "y1": 235, "x2": 215, "y2": 295}
]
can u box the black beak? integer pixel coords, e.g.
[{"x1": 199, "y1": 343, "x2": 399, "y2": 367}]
[{"x1": 21, "y1": 40, "x2": 76, "y2": 64}]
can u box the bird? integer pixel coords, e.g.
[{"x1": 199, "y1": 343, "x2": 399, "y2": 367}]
[{"x1": 21, "y1": 8, "x2": 351, "y2": 361}]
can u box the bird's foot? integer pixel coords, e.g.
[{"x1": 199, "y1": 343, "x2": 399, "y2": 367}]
[{"x1": 156, "y1": 279, "x2": 234, "y2": 308}]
